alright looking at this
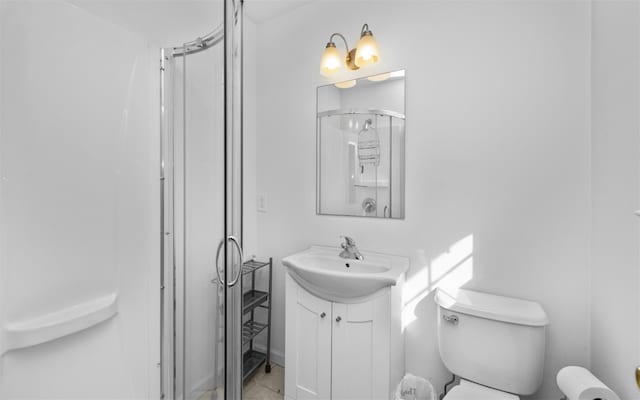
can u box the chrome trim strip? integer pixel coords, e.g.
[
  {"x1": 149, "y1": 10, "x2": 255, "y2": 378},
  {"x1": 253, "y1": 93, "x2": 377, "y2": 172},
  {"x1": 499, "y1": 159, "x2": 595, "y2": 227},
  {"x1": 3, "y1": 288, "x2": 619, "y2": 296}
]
[
  {"x1": 171, "y1": 25, "x2": 224, "y2": 57},
  {"x1": 317, "y1": 108, "x2": 405, "y2": 120}
]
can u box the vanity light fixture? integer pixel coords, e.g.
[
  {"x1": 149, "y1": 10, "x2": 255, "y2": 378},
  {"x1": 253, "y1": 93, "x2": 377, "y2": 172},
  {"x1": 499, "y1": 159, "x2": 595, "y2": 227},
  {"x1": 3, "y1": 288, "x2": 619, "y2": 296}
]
[{"x1": 319, "y1": 23, "x2": 380, "y2": 77}]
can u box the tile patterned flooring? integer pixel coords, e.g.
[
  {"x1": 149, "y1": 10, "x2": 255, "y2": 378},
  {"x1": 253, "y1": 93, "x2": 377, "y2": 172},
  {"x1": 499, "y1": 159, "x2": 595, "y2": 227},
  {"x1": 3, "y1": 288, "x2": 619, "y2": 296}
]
[
  {"x1": 244, "y1": 364, "x2": 285, "y2": 399},
  {"x1": 196, "y1": 364, "x2": 284, "y2": 400}
]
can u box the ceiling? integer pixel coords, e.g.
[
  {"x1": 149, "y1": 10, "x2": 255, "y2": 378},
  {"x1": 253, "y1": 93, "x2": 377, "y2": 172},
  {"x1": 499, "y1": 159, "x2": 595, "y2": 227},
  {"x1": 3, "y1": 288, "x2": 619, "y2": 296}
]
[
  {"x1": 244, "y1": 0, "x2": 314, "y2": 24},
  {"x1": 70, "y1": 0, "x2": 315, "y2": 47},
  {"x1": 69, "y1": 0, "x2": 221, "y2": 46}
]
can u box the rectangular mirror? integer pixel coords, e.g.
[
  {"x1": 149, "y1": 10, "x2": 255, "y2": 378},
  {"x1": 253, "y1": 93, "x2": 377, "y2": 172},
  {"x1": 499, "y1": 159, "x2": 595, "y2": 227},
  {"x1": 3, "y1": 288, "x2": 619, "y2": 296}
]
[{"x1": 316, "y1": 70, "x2": 405, "y2": 218}]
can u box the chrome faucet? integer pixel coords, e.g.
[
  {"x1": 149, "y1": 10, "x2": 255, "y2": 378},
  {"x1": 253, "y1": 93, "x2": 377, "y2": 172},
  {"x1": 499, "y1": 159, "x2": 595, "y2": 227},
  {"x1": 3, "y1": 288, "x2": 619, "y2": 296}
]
[{"x1": 339, "y1": 236, "x2": 363, "y2": 261}]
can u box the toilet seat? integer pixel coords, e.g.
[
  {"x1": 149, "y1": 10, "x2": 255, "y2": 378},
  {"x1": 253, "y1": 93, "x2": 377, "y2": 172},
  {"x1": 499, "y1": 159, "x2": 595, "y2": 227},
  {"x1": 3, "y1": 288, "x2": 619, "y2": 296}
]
[{"x1": 443, "y1": 380, "x2": 519, "y2": 400}]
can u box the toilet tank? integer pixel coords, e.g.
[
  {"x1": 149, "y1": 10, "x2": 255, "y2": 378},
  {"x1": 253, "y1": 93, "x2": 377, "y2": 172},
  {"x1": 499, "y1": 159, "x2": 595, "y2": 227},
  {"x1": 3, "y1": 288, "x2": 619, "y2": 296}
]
[{"x1": 435, "y1": 288, "x2": 549, "y2": 395}]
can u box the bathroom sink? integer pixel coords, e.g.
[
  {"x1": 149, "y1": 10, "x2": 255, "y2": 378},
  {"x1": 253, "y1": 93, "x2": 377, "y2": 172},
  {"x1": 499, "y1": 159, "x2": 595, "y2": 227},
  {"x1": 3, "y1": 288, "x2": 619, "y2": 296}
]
[{"x1": 282, "y1": 245, "x2": 409, "y2": 301}]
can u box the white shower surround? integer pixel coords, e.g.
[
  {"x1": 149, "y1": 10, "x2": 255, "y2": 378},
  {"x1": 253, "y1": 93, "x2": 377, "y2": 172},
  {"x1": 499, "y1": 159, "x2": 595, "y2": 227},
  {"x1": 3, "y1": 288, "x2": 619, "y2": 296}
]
[{"x1": 0, "y1": 2, "x2": 159, "y2": 398}]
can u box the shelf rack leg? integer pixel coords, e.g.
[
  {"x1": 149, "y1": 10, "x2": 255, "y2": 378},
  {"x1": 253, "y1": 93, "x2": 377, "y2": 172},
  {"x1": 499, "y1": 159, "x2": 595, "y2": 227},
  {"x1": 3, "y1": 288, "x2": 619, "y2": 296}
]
[
  {"x1": 265, "y1": 257, "x2": 273, "y2": 373},
  {"x1": 250, "y1": 268, "x2": 255, "y2": 355}
]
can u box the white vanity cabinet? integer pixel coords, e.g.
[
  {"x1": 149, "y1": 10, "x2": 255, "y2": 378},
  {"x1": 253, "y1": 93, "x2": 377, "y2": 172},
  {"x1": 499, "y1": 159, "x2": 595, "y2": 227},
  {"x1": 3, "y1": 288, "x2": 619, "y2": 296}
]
[
  {"x1": 284, "y1": 273, "x2": 404, "y2": 400},
  {"x1": 284, "y1": 275, "x2": 332, "y2": 399}
]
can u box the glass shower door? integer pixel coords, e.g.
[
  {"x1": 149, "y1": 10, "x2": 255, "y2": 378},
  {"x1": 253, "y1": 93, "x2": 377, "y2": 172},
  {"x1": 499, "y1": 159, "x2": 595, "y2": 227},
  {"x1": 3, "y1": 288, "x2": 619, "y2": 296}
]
[
  {"x1": 223, "y1": 0, "x2": 244, "y2": 398},
  {"x1": 160, "y1": 0, "x2": 244, "y2": 398},
  {"x1": 162, "y1": 39, "x2": 228, "y2": 400}
]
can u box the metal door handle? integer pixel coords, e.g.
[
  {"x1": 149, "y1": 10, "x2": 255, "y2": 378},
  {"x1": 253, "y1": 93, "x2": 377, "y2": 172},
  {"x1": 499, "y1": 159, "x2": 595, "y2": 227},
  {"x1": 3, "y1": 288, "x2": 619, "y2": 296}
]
[
  {"x1": 335, "y1": 316, "x2": 342, "y2": 322},
  {"x1": 227, "y1": 236, "x2": 243, "y2": 287},
  {"x1": 214, "y1": 235, "x2": 244, "y2": 287},
  {"x1": 320, "y1": 312, "x2": 326, "y2": 318}
]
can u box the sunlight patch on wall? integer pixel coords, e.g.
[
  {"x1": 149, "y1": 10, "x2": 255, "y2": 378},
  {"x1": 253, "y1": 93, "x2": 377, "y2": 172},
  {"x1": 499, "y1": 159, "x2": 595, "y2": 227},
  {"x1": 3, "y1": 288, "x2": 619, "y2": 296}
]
[
  {"x1": 430, "y1": 235, "x2": 473, "y2": 283},
  {"x1": 402, "y1": 235, "x2": 474, "y2": 330}
]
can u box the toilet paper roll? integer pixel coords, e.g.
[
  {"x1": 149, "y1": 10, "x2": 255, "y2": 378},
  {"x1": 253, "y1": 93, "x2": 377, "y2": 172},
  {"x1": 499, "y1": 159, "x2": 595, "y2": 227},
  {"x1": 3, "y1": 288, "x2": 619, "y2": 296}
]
[{"x1": 557, "y1": 366, "x2": 621, "y2": 400}]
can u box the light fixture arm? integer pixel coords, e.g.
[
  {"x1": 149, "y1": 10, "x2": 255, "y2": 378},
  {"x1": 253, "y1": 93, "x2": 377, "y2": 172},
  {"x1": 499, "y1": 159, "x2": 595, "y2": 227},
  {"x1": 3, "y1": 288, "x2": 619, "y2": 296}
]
[
  {"x1": 360, "y1": 23, "x2": 370, "y2": 36},
  {"x1": 329, "y1": 33, "x2": 350, "y2": 52}
]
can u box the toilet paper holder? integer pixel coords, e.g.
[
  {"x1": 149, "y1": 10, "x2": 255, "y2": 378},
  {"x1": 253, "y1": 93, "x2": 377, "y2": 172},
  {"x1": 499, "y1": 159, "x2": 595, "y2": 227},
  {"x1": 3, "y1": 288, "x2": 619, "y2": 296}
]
[
  {"x1": 560, "y1": 397, "x2": 606, "y2": 400},
  {"x1": 557, "y1": 366, "x2": 620, "y2": 400}
]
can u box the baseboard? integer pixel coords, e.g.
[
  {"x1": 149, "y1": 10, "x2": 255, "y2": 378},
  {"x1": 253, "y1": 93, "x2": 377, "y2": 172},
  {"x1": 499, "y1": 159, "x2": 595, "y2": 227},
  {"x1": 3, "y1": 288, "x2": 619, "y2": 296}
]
[{"x1": 252, "y1": 343, "x2": 285, "y2": 368}]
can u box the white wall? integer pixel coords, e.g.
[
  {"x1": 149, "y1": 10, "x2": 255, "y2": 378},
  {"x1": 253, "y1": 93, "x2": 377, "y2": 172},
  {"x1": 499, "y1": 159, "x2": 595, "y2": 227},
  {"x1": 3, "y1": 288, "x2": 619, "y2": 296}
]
[
  {"x1": 244, "y1": 15, "x2": 259, "y2": 266},
  {"x1": 0, "y1": 2, "x2": 159, "y2": 398},
  {"x1": 242, "y1": 13, "x2": 278, "y2": 365},
  {"x1": 253, "y1": 2, "x2": 592, "y2": 399},
  {"x1": 0, "y1": 6, "x2": 5, "y2": 395},
  {"x1": 590, "y1": 2, "x2": 640, "y2": 399}
]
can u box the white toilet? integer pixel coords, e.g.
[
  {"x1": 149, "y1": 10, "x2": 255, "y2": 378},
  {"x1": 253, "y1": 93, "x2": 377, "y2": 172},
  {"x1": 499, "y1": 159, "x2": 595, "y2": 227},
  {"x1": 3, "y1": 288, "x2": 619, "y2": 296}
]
[{"x1": 435, "y1": 288, "x2": 549, "y2": 400}]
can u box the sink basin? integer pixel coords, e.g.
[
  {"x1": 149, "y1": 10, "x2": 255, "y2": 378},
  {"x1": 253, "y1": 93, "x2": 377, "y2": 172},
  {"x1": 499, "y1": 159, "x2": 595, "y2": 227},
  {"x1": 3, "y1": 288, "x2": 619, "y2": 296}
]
[{"x1": 282, "y1": 245, "x2": 409, "y2": 301}]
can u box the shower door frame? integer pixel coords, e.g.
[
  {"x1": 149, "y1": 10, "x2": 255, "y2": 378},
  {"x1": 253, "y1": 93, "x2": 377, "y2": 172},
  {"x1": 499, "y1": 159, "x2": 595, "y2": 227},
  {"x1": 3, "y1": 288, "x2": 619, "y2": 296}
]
[{"x1": 159, "y1": 0, "x2": 244, "y2": 398}]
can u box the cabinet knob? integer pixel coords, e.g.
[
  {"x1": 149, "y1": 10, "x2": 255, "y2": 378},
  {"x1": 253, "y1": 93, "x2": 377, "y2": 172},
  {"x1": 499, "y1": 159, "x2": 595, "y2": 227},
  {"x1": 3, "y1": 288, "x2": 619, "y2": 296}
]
[
  {"x1": 320, "y1": 312, "x2": 326, "y2": 318},
  {"x1": 336, "y1": 316, "x2": 342, "y2": 322}
]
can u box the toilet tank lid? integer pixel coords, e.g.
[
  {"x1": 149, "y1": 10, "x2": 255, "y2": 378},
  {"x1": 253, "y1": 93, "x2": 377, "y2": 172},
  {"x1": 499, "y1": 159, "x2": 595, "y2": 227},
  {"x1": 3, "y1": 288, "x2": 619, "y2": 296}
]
[{"x1": 435, "y1": 288, "x2": 549, "y2": 327}]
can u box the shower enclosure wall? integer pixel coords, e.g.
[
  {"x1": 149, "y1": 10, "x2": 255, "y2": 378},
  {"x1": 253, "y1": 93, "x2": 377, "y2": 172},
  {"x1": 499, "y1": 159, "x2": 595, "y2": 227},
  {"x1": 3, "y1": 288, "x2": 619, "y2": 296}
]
[
  {"x1": 0, "y1": 2, "x2": 161, "y2": 398},
  {"x1": 0, "y1": 1, "x2": 245, "y2": 399}
]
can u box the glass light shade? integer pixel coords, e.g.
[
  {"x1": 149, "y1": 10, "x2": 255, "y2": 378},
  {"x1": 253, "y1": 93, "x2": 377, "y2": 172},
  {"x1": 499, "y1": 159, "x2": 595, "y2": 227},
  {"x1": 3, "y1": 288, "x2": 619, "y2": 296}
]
[
  {"x1": 334, "y1": 80, "x2": 356, "y2": 89},
  {"x1": 354, "y1": 33, "x2": 380, "y2": 67},
  {"x1": 367, "y1": 72, "x2": 390, "y2": 82},
  {"x1": 320, "y1": 44, "x2": 342, "y2": 76}
]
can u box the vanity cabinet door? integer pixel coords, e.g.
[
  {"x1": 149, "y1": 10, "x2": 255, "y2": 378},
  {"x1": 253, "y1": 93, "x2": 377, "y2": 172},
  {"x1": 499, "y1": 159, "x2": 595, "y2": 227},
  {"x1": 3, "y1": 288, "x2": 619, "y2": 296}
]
[
  {"x1": 331, "y1": 292, "x2": 391, "y2": 400},
  {"x1": 285, "y1": 274, "x2": 332, "y2": 400}
]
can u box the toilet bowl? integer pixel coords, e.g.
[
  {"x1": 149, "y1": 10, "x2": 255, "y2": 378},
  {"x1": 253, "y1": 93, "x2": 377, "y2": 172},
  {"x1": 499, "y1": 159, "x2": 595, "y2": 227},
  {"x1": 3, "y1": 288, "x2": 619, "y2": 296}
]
[{"x1": 435, "y1": 288, "x2": 549, "y2": 400}]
